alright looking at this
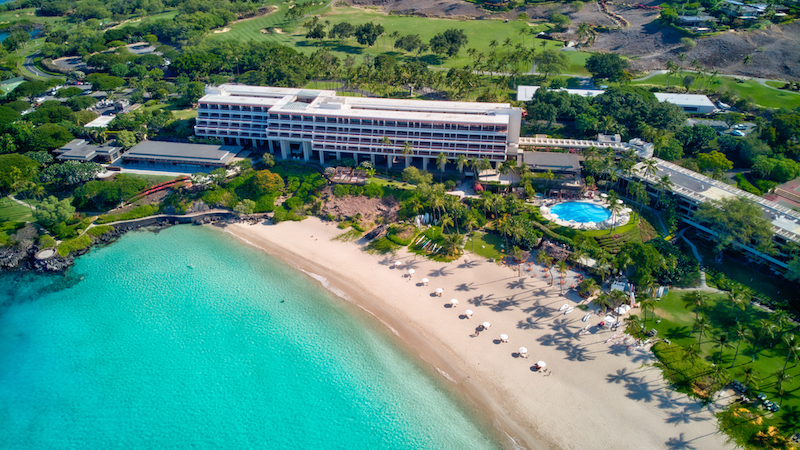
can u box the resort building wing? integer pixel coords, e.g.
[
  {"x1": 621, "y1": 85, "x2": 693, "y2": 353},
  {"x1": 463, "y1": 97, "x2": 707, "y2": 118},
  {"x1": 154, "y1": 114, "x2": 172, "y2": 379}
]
[
  {"x1": 517, "y1": 86, "x2": 717, "y2": 114},
  {"x1": 194, "y1": 85, "x2": 523, "y2": 169}
]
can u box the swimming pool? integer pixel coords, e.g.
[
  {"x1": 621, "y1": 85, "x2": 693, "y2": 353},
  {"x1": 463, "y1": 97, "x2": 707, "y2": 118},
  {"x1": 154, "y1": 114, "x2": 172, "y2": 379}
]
[{"x1": 549, "y1": 202, "x2": 611, "y2": 223}]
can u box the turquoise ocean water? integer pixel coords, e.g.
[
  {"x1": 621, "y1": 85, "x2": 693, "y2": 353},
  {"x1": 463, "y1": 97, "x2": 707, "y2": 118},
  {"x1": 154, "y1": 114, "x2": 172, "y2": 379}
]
[{"x1": 0, "y1": 225, "x2": 501, "y2": 450}]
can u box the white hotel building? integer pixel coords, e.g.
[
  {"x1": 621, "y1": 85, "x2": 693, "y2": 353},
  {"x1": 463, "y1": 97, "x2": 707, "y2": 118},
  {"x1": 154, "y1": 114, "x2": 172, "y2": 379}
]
[{"x1": 194, "y1": 85, "x2": 523, "y2": 169}]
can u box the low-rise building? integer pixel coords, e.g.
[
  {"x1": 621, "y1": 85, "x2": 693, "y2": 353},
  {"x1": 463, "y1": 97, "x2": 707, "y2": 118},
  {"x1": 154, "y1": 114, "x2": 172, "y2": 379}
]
[
  {"x1": 517, "y1": 86, "x2": 716, "y2": 114},
  {"x1": 54, "y1": 139, "x2": 121, "y2": 163},
  {"x1": 119, "y1": 140, "x2": 239, "y2": 170}
]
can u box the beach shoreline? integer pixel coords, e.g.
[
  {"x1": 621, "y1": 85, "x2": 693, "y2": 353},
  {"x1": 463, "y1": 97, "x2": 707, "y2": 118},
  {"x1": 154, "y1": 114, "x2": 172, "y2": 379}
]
[{"x1": 219, "y1": 218, "x2": 731, "y2": 450}]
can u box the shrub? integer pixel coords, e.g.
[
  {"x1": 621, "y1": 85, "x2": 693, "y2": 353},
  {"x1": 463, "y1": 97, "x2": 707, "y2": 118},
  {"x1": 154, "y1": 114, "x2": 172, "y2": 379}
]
[
  {"x1": 37, "y1": 234, "x2": 56, "y2": 248},
  {"x1": 87, "y1": 225, "x2": 114, "y2": 237},
  {"x1": 366, "y1": 236, "x2": 399, "y2": 254},
  {"x1": 56, "y1": 234, "x2": 92, "y2": 256},
  {"x1": 96, "y1": 204, "x2": 160, "y2": 224},
  {"x1": 733, "y1": 173, "x2": 761, "y2": 195}
]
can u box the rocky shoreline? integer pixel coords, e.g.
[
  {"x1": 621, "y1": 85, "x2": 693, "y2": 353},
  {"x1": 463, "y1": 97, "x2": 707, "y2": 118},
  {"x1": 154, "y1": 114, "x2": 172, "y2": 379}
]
[{"x1": 0, "y1": 213, "x2": 236, "y2": 274}]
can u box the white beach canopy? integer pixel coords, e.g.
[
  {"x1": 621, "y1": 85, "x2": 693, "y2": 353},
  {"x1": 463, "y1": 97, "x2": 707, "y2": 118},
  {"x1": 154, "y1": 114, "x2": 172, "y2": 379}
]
[
  {"x1": 394, "y1": 261, "x2": 402, "y2": 267},
  {"x1": 450, "y1": 299, "x2": 459, "y2": 307},
  {"x1": 465, "y1": 310, "x2": 473, "y2": 318},
  {"x1": 500, "y1": 334, "x2": 509, "y2": 342},
  {"x1": 421, "y1": 278, "x2": 429, "y2": 285},
  {"x1": 600, "y1": 193, "x2": 608, "y2": 198},
  {"x1": 519, "y1": 347, "x2": 528, "y2": 356},
  {"x1": 537, "y1": 361, "x2": 546, "y2": 368},
  {"x1": 482, "y1": 322, "x2": 491, "y2": 329},
  {"x1": 407, "y1": 269, "x2": 415, "y2": 276},
  {"x1": 435, "y1": 288, "x2": 443, "y2": 294}
]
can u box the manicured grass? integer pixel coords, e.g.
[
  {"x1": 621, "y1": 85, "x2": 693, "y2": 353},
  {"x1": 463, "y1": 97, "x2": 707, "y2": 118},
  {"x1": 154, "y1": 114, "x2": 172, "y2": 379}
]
[
  {"x1": 0, "y1": 196, "x2": 33, "y2": 222},
  {"x1": 468, "y1": 230, "x2": 505, "y2": 260},
  {"x1": 211, "y1": 5, "x2": 593, "y2": 72},
  {"x1": 142, "y1": 101, "x2": 197, "y2": 120},
  {"x1": 367, "y1": 177, "x2": 415, "y2": 190},
  {"x1": 0, "y1": 8, "x2": 65, "y2": 25},
  {"x1": 645, "y1": 290, "x2": 800, "y2": 425},
  {"x1": 631, "y1": 72, "x2": 800, "y2": 109},
  {"x1": 56, "y1": 234, "x2": 92, "y2": 256},
  {"x1": 122, "y1": 173, "x2": 181, "y2": 186}
]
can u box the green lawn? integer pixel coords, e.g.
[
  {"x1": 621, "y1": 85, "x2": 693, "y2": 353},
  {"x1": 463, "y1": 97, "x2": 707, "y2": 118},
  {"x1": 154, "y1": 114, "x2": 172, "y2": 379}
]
[
  {"x1": 0, "y1": 8, "x2": 66, "y2": 25},
  {"x1": 0, "y1": 196, "x2": 32, "y2": 222},
  {"x1": 632, "y1": 72, "x2": 800, "y2": 109},
  {"x1": 211, "y1": 5, "x2": 592, "y2": 72},
  {"x1": 645, "y1": 290, "x2": 800, "y2": 424},
  {"x1": 468, "y1": 231, "x2": 505, "y2": 260},
  {"x1": 142, "y1": 100, "x2": 197, "y2": 120},
  {"x1": 367, "y1": 176, "x2": 415, "y2": 190}
]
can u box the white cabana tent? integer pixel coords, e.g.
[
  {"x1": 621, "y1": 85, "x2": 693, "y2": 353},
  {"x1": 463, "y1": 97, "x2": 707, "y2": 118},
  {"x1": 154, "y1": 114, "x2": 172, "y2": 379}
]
[
  {"x1": 519, "y1": 347, "x2": 528, "y2": 358},
  {"x1": 407, "y1": 269, "x2": 415, "y2": 277},
  {"x1": 482, "y1": 322, "x2": 491, "y2": 329},
  {"x1": 500, "y1": 334, "x2": 509, "y2": 343},
  {"x1": 450, "y1": 299, "x2": 458, "y2": 307},
  {"x1": 465, "y1": 310, "x2": 474, "y2": 318},
  {"x1": 421, "y1": 278, "x2": 429, "y2": 286}
]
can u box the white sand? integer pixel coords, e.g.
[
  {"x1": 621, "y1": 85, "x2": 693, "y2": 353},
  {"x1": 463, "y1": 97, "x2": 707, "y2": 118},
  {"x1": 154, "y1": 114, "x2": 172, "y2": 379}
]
[
  {"x1": 223, "y1": 218, "x2": 731, "y2": 450},
  {"x1": 213, "y1": 27, "x2": 231, "y2": 33}
]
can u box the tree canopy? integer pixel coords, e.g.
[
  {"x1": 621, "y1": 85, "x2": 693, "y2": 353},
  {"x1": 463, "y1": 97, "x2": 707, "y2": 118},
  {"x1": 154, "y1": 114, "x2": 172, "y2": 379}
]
[
  {"x1": 693, "y1": 196, "x2": 772, "y2": 256},
  {"x1": 34, "y1": 196, "x2": 76, "y2": 228},
  {"x1": 585, "y1": 53, "x2": 629, "y2": 81},
  {"x1": 429, "y1": 29, "x2": 468, "y2": 58}
]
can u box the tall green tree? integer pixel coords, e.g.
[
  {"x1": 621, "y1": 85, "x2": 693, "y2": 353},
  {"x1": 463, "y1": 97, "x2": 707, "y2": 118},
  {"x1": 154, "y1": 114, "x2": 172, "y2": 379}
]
[{"x1": 694, "y1": 197, "x2": 772, "y2": 261}]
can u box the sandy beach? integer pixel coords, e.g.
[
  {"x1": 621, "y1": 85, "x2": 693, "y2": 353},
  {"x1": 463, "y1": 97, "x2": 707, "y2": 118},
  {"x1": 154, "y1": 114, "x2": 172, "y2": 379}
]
[{"x1": 221, "y1": 218, "x2": 731, "y2": 450}]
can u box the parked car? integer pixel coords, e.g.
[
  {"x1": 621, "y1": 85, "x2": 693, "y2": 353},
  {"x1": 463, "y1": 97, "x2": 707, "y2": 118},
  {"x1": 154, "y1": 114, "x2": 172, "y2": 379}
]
[
  {"x1": 734, "y1": 124, "x2": 747, "y2": 130},
  {"x1": 732, "y1": 130, "x2": 746, "y2": 137}
]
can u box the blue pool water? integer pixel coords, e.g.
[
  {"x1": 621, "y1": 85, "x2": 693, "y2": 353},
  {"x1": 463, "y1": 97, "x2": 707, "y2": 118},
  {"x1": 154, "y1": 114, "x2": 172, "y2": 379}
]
[
  {"x1": 0, "y1": 226, "x2": 501, "y2": 450},
  {"x1": 550, "y1": 202, "x2": 611, "y2": 223}
]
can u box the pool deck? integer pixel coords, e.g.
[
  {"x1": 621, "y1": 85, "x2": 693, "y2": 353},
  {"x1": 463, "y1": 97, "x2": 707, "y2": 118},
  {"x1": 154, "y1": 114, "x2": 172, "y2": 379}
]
[{"x1": 540, "y1": 199, "x2": 631, "y2": 230}]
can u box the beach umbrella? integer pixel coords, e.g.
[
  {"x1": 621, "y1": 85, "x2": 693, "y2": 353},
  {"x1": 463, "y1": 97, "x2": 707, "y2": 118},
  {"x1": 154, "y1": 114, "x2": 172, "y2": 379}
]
[
  {"x1": 465, "y1": 310, "x2": 473, "y2": 318},
  {"x1": 519, "y1": 347, "x2": 528, "y2": 357},
  {"x1": 482, "y1": 322, "x2": 491, "y2": 329},
  {"x1": 537, "y1": 361, "x2": 546, "y2": 368},
  {"x1": 394, "y1": 261, "x2": 402, "y2": 267},
  {"x1": 435, "y1": 288, "x2": 443, "y2": 294},
  {"x1": 450, "y1": 299, "x2": 459, "y2": 307},
  {"x1": 421, "y1": 278, "x2": 429, "y2": 286},
  {"x1": 500, "y1": 334, "x2": 509, "y2": 343},
  {"x1": 616, "y1": 199, "x2": 623, "y2": 204},
  {"x1": 600, "y1": 193, "x2": 608, "y2": 198},
  {"x1": 407, "y1": 269, "x2": 415, "y2": 276}
]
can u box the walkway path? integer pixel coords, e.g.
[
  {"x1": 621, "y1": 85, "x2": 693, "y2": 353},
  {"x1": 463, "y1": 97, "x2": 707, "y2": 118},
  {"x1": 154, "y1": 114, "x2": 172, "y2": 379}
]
[
  {"x1": 676, "y1": 228, "x2": 723, "y2": 293},
  {"x1": 9, "y1": 195, "x2": 35, "y2": 210}
]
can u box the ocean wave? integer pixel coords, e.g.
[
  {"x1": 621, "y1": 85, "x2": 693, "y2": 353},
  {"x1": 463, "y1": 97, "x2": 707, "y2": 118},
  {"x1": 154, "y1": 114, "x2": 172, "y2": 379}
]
[{"x1": 436, "y1": 367, "x2": 456, "y2": 384}]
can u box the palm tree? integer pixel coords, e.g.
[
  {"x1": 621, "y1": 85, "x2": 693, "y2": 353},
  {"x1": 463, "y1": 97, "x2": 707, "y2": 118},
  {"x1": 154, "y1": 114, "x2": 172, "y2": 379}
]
[
  {"x1": 741, "y1": 364, "x2": 760, "y2": 390},
  {"x1": 556, "y1": 260, "x2": 568, "y2": 295},
  {"x1": 640, "y1": 296, "x2": 656, "y2": 327},
  {"x1": 655, "y1": 175, "x2": 674, "y2": 200},
  {"x1": 774, "y1": 369, "x2": 793, "y2": 405},
  {"x1": 641, "y1": 159, "x2": 658, "y2": 181},
  {"x1": 436, "y1": 152, "x2": 448, "y2": 182},
  {"x1": 782, "y1": 333, "x2": 800, "y2": 371},
  {"x1": 440, "y1": 214, "x2": 454, "y2": 234},
  {"x1": 713, "y1": 330, "x2": 733, "y2": 364},
  {"x1": 465, "y1": 215, "x2": 479, "y2": 253},
  {"x1": 578, "y1": 278, "x2": 599, "y2": 298},
  {"x1": 443, "y1": 233, "x2": 465, "y2": 258},
  {"x1": 478, "y1": 157, "x2": 492, "y2": 180},
  {"x1": 730, "y1": 323, "x2": 753, "y2": 368},
  {"x1": 694, "y1": 316, "x2": 709, "y2": 351},
  {"x1": 751, "y1": 318, "x2": 777, "y2": 363},
  {"x1": 727, "y1": 286, "x2": 749, "y2": 322},
  {"x1": 456, "y1": 154, "x2": 468, "y2": 174},
  {"x1": 683, "y1": 291, "x2": 708, "y2": 323},
  {"x1": 401, "y1": 141, "x2": 413, "y2": 168}
]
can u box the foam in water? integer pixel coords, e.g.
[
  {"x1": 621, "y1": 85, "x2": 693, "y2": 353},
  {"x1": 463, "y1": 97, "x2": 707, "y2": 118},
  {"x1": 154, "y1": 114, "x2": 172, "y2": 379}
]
[{"x1": 0, "y1": 225, "x2": 500, "y2": 450}]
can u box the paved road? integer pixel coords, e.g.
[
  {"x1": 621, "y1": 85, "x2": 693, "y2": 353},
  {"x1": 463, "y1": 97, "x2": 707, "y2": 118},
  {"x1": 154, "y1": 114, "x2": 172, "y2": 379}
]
[{"x1": 23, "y1": 53, "x2": 58, "y2": 79}]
